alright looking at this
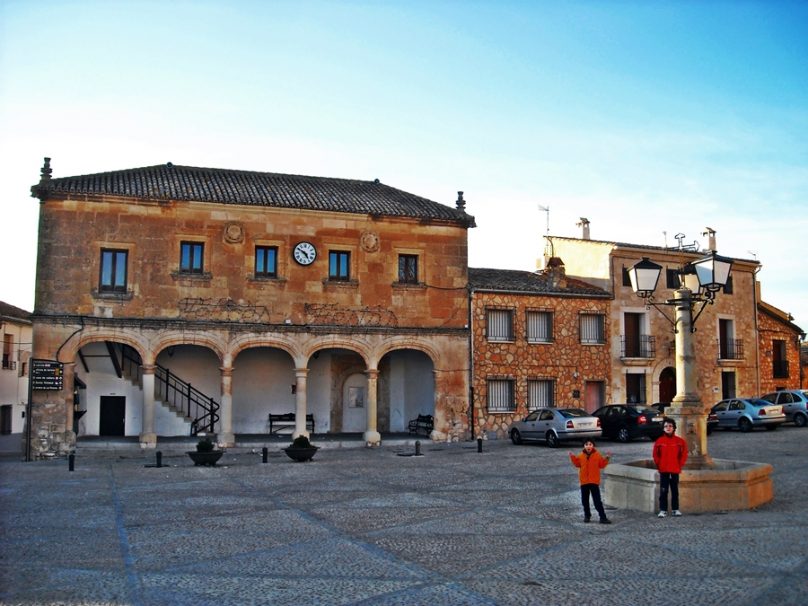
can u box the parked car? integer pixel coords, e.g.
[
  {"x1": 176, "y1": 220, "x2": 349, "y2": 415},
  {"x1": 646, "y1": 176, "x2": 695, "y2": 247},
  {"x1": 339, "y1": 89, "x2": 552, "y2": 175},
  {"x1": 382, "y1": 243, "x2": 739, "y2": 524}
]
[
  {"x1": 759, "y1": 390, "x2": 808, "y2": 427},
  {"x1": 710, "y1": 398, "x2": 786, "y2": 432},
  {"x1": 591, "y1": 404, "x2": 664, "y2": 442},
  {"x1": 651, "y1": 403, "x2": 719, "y2": 435},
  {"x1": 509, "y1": 408, "x2": 601, "y2": 447}
]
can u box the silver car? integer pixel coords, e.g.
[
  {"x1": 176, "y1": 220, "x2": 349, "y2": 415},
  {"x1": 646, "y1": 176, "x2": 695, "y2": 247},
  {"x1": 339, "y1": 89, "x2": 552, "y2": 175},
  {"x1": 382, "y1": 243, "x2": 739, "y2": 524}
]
[
  {"x1": 509, "y1": 408, "x2": 602, "y2": 447},
  {"x1": 759, "y1": 390, "x2": 808, "y2": 427},
  {"x1": 710, "y1": 398, "x2": 786, "y2": 432}
]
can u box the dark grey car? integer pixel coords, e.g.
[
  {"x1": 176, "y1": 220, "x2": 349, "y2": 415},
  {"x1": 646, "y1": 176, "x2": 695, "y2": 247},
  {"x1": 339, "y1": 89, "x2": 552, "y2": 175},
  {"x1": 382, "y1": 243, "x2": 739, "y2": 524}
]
[{"x1": 509, "y1": 408, "x2": 601, "y2": 448}]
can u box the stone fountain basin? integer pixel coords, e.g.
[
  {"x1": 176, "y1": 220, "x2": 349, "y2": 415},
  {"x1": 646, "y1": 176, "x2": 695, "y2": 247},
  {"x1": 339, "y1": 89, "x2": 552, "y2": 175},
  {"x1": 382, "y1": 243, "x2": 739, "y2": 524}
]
[{"x1": 603, "y1": 459, "x2": 773, "y2": 513}]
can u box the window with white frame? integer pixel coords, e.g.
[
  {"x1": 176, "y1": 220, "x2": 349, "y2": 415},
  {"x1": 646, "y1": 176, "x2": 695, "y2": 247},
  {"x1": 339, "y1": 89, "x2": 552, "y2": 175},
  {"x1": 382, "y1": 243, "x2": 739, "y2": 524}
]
[
  {"x1": 579, "y1": 313, "x2": 605, "y2": 344},
  {"x1": 486, "y1": 309, "x2": 514, "y2": 342},
  {"x1": 526, "y1": 310, "x2": 553, "y2": 343},
  {"x1": 528, "y1": 379, "x2": 555, "y2": 410},
  {"x1": 487, "y1": 379, "x2": 515, "y2": 412}
]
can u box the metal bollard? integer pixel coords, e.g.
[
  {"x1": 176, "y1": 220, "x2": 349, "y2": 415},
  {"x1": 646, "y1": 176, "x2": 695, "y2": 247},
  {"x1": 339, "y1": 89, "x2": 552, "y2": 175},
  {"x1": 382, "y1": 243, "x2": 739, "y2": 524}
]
[
  {"x1": 156, "y1": 451, "x2": 162, "y2": 468},
  {"x1": 477, "y1": 437, "x2": 483, "y2": 453},
  {"x1": 68, "y1": 453, "x2": 75, "y2": 472},
  {"x1": 262, "y1": 447, "x2": 268, "y2": 463},
  {"x1": 415, "y1": 440, "x2": 421, "y2": 456}
]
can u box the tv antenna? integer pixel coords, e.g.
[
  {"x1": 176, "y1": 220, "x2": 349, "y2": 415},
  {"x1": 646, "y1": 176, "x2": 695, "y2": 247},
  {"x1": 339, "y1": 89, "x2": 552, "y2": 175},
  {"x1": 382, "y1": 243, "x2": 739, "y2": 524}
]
[{"x1": 537, "y1": 204, "x2": 550, "y2": 235}]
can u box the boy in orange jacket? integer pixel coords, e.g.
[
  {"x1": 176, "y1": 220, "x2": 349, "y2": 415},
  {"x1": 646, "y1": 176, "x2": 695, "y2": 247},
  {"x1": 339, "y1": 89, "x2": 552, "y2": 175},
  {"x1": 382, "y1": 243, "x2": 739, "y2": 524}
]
[
  {"x1": 569, "y1": 439, "x2": 612, "y2": 524},
  {"x1": 653, "y1": 417, "x2": 688, "y2": 518}
]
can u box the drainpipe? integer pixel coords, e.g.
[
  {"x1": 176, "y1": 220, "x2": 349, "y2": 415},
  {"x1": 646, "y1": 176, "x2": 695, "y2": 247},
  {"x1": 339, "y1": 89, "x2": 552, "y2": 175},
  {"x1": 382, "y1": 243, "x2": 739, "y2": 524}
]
[
  {"x1": 467, "y1": 285, "x2": 475, "y2": 439},
  {"x1": 753, "y1": 268, "x2": 762, "y2": 395}
]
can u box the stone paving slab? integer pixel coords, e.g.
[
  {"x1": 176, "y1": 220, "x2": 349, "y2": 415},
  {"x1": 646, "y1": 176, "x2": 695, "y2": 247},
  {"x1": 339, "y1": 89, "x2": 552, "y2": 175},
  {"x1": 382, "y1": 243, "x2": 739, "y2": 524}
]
[{"x1": 1, "y1": 428, "x2": 807, "y2": 605}]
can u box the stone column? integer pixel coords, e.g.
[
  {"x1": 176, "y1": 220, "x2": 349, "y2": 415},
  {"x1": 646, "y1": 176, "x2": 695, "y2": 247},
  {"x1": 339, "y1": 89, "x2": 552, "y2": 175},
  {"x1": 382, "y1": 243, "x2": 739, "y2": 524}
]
[
  {"x1": 139, "y1": 365, "x2": 157, "y2": 449},
  {"x1": 667, "y1": 288, "x2": 712, "y2": 468},
  {"x1": 294, "y1": 368, "x2": 309, "y2": 439},
  {"x1": 363, "y1": 368, "x2": 381, "y2": 446},
  {"x1": 218, "y1": 366, "x2": 234, "y2": 447}
]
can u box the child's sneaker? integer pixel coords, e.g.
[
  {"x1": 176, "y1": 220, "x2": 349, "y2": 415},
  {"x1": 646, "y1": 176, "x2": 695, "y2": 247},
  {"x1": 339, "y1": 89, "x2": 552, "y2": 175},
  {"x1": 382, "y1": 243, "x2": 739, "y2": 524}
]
[
  {"x1": 657, "y1": 510, "x2": 667, "y2": 518},
  {"x1": 672, "y1": 510, "x2": 682, "y2": 517}
]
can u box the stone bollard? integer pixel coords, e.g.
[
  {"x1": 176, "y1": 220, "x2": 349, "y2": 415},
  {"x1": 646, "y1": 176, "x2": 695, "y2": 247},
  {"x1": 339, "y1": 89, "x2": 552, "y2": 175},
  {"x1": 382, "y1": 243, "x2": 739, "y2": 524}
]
[
  {"x1": 262, "y1": 447, "x2": 268, "y2": 463},
  {"x1": 68, "y1": 453, "x2": 75, "y2": 472},
  {"x1": 415, "y1": 440, "x2": 421, "y2": 456}
]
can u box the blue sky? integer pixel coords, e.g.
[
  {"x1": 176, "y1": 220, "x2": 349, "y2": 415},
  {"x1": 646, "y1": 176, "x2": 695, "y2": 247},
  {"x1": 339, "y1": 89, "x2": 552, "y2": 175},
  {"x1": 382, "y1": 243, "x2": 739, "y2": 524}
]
[{"x1": 2, "y1": 0, "x2": 806, "y2": 329}]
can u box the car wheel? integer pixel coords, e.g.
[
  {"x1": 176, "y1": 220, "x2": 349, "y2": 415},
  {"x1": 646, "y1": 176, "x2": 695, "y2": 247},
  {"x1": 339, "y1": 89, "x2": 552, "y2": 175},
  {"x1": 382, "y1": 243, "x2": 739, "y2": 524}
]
[
  {"x1": 794, "y1": 414, "x2": 807, "y2": 428},
  {"x1": 738, "y1": 417, "x2": 753, "y2": 433},
  {"x1": 545, "y1": 431, "x2": 560, "y2": 448},
  {"x1": 510, "y1": 429, "x2": 522, "y2": 445},
  {"x1": 765, "y1": 425, "x2": 778, "y2": 431},
  {"x1": 617, "y1": 427, "x2": 631, "y2": 443}
]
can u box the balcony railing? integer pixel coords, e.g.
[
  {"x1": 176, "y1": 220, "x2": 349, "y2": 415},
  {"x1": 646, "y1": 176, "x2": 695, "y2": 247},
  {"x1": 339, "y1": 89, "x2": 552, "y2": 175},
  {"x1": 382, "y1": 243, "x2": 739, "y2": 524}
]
[
  {"x1": 718, "y1": 338, "x2": 744, "y2": 360},
  {"x1": 1, "y1": 357, "x2": 16, "y2": 371},
  {"x1": 620, "y1": 335, "x2": 656, "y2": 359},
  {"x1": 773, "y1": 359, "x2": 789, "y2": 379}
]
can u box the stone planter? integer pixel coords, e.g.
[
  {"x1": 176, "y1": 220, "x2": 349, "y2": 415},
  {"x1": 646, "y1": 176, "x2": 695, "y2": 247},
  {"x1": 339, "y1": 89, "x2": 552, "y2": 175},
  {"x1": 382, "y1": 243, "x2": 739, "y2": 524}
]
[
  {"x1": 283, "y1": 446, "x2": 319, "y2": 462},
  {"x1": 187, "y1": 451, "x2": 224, "y2": 466}
]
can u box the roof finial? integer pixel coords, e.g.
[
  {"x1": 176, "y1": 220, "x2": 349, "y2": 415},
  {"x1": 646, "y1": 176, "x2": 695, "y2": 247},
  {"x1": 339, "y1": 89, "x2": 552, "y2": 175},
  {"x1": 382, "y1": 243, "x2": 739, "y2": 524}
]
[
  {"x1": 40, "y1": 157, "x2": 52, "y2": 182},
  {"x1": 456, "y1": 191, "x2": 466, "y2": 211}
]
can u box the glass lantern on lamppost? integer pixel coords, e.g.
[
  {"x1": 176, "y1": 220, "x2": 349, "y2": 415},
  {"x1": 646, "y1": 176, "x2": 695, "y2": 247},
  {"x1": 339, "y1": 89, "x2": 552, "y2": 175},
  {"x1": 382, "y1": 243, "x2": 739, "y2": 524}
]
[{"x1": 629, "y1": 251, "x2": 733, "y2": 467}]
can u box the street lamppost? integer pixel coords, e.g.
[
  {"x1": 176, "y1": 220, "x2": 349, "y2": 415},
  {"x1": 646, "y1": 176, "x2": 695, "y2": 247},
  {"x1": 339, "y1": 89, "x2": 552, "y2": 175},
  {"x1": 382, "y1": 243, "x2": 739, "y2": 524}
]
[{"x1": 628, "y1": 251, "x2": 734, "y2": 467}]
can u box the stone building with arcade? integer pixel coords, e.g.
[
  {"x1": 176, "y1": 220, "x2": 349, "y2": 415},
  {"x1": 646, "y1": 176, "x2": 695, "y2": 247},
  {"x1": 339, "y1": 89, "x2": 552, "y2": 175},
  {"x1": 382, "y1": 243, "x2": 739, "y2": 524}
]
[{"x1": 28, "y1": 159, "x2": 474, "y2": 456}]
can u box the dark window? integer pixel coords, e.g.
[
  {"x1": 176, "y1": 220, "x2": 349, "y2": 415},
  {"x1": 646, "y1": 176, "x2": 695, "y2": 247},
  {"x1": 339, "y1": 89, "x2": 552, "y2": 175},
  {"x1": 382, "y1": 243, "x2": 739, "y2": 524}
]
[
  {"x1": 622, "y1": 266, "x2": 632, "y2": 287},
  {"x1": 100, "y1": 249, "x2": 128, "y2": 292},
  {"x1": 666, "y1": 268, "x2": 680, "y2": 289},
  {"x1": 180, "y1": 242, "x2": 204, "y2": 274},
  {"x1": 329, "y1": 250, "x2": 350, "y2": 281},
  {"x1": 398, "y1": 254, "x2": 418, "y2": 283},
  {"x1": 724, "y1": 275, "x2": 733, "y2": 294},
  {"x1": 255, "y1": 246, "x2": 278, "y2": 278}
]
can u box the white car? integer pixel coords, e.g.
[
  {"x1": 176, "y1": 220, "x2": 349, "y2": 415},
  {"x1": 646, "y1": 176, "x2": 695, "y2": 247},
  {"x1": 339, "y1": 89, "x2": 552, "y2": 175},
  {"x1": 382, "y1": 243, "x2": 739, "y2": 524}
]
[
  {"x1": 760, "y1": 390, "x2": 808, "y2": 427},
  {"x1": 509, "y1": 408, "x2": 601, "y2": 448}
]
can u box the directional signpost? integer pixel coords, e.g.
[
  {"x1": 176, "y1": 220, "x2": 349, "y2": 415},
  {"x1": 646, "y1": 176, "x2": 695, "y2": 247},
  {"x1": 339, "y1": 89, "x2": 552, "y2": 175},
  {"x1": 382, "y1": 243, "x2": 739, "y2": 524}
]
[{"x1": 31, "y1": 359, "x2": 64, "y2": 391}]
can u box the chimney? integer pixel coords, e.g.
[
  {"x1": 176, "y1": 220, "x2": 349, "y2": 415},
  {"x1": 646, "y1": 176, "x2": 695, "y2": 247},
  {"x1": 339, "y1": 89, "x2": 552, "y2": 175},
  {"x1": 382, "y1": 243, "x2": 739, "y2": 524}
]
[
  {"x1": 703, "y1": 227, "x2": 716, "y2": 252},
  {"x1": 577, "y1": 217, "x2": 590, "y2": 240},
  {"x1": 456, "y1": 191, "x2": 466, "y2": 211},
  {"x1": 544, "y1": 256, "x2": 567, "y2": 289}
]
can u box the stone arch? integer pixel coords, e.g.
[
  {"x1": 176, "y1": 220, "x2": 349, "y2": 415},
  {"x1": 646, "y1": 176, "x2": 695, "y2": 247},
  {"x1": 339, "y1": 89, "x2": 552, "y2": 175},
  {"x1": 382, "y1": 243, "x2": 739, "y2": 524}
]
[
  {"x1": 303, "y1": 336, "x2": 371, "y2": 368},
  {"x1": 372, "y1": 337, "x2": 440, "y2": 369},
  {"x1": 229, "y1": 334, "x2": 300, "y2": 367},
  {"x1": 151, "y1": 331, "x2": 227, "y2": 365},
  {"x1": 65, "y1": 328, "x2": 149, "y2": 364}
]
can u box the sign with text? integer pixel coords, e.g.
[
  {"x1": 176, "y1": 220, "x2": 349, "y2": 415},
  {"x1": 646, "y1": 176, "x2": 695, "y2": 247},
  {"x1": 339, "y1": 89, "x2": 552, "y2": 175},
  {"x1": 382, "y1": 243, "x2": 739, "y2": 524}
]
[{"x1": 31, "y1": 359, "x2": 64, "y2": 391}]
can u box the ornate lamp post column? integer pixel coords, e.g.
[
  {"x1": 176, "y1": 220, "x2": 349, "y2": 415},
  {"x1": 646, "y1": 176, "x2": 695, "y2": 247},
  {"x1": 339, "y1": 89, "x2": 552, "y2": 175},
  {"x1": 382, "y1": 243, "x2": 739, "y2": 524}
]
[{"x1": 629, "y1": 251, "x2": 733, "y2": 468}]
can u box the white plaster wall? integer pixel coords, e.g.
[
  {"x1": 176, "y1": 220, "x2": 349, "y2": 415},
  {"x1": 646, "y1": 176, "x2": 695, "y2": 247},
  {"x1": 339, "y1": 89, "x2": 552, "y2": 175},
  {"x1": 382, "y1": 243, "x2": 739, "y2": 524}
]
[
  {"x1": 231, "y1": 347, "x2": 296, "y2": 433},
  {"x1": 0, "y1": 320, "x2": 31, "y2": 434},
  {"x1": 341, "y1": 372, "x2": 367, "y2": 432},
  {"x1": 387, "y1": 350, "x2": 434, "y2": 431},
  {"x1": 306, "y1": 353, "x2": 332, "y2": 433}
]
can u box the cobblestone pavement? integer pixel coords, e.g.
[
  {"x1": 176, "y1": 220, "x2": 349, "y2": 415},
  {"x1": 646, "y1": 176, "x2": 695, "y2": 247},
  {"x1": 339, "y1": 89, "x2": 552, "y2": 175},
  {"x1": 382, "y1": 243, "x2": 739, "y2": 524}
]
[{"x1": 1, "y1": 427, "x2": 807, "y2": 606}]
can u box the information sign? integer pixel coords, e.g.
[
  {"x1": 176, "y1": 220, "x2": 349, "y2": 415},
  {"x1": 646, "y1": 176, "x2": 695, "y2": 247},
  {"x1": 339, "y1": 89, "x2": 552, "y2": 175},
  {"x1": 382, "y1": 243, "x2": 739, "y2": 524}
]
[{"x1": 31, "y1": 359, "x2": 64, "y2": 391}]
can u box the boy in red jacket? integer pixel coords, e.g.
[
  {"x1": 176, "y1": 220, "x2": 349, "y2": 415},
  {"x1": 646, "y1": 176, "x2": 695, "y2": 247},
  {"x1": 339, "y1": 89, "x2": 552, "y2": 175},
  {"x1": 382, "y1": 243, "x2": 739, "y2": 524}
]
[
  {"x1": 653, "y1": 417, "x2": 688, "y2": 518},
  {"x1": 569, "y1": 439, "x2": 612, "y2": 524}
]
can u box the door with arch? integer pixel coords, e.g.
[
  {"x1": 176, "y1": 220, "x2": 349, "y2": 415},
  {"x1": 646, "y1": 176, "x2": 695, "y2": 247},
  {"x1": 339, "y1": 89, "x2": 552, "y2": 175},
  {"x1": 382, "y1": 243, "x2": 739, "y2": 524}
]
[{"x1": 659, "y1": 367, "x2": 676, "y2": 404}]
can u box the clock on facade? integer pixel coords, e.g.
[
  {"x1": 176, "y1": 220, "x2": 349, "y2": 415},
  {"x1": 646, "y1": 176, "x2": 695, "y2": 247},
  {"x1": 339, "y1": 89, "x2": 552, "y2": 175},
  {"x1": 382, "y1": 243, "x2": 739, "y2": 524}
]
[{"x1": 293, "y1": 241, "x2": 317, "y2": 265}]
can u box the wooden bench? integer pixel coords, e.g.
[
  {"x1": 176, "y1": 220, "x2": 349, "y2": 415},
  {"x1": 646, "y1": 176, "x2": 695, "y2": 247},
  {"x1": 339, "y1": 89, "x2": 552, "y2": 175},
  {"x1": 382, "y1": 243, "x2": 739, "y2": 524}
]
[
  {"x1": 268, "y1": 413, "x2": 315, "y2": 435},
  {"x1": 408, "y1": 414, "x2": 433, "y2": 435}
]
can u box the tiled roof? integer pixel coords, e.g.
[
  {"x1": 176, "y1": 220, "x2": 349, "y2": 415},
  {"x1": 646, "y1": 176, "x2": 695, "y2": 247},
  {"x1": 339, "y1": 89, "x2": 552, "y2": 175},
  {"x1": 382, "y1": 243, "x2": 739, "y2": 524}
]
[
  {"x1": 0, "y1": 301, "x2": 32, "y2": 322},
  {"x1": 468, "y1": 267, "x2": 609, "y2": 297},
  {"x1": 31, "y1": 162, "x2": 476, "y2": 227},
  {"x1": 758, "y1": 301, "x2": 805, "y2": 336}
]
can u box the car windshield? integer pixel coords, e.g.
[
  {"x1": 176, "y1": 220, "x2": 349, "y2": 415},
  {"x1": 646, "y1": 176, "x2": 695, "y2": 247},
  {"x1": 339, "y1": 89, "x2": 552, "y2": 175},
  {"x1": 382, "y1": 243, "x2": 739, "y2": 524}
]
[
  {"x1": 750, "y1": 399, "x2": 771, "y2": 407},
  {"x1": 638, "y1": 407, "x2": 659, "y2": 415},
  {"x1": 558, "y1": 409, "x2": 588, "y2": 418}
]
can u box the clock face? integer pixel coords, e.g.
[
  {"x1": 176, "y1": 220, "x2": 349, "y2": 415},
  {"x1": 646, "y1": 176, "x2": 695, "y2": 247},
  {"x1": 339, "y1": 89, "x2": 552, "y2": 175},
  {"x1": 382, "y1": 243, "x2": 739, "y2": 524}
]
[{"x1": 293, "y1": 241, "x2": 317, "y2": 265}]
